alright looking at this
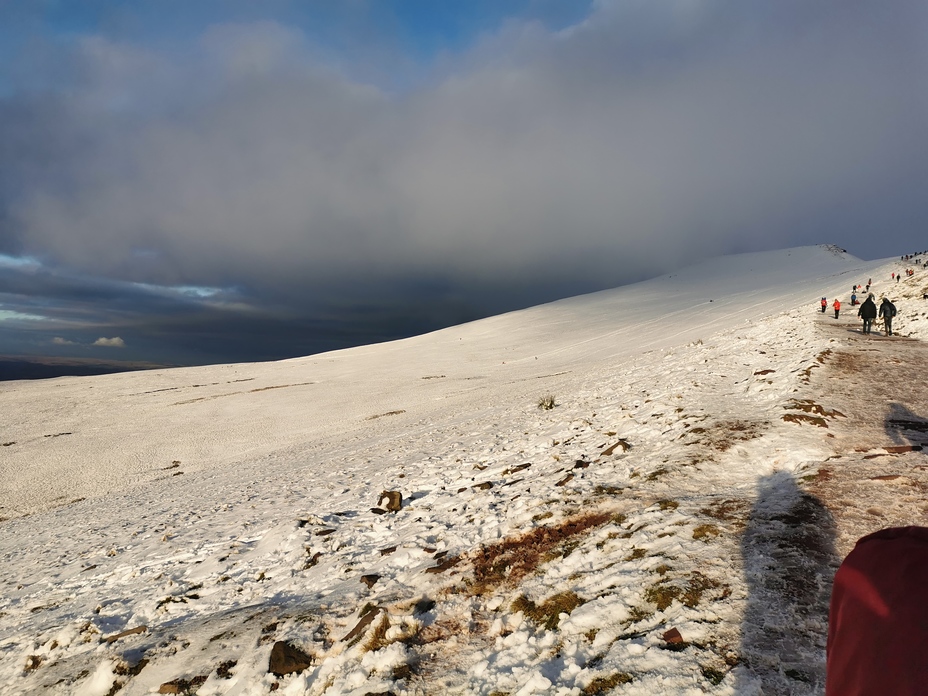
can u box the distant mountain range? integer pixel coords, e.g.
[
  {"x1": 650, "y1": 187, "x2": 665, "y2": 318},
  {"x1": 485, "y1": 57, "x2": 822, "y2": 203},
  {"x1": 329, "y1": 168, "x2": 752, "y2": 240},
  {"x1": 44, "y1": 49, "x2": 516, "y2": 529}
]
[{"x1": 0, "y1": 356, "x2": 167, "y2": 381}]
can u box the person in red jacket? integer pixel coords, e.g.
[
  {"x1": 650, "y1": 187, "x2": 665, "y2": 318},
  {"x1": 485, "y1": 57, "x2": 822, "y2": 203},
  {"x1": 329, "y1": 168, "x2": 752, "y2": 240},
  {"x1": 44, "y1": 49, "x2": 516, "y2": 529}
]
[
  {"x1": 833, "y1": 298, "x2": 841, "y2": 319},
  {"x1": 826, "y1": 527, "x2": 928, "y2": 695},
  {"x1": 821, "y1": 297, "x2": 828, "y2": 313}
]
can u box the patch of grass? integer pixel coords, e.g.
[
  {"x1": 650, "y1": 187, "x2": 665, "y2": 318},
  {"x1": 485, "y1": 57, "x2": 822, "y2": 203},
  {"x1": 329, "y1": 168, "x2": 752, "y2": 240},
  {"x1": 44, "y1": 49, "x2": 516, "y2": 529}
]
[
  {"x1": 657, "y1": 499, "x2": 679, "y2": 511},
  {"x1": 646, "y1": 468, "x2": 669, "y2": 481},
  {"x1": 645, "y1": 572, "x2": 721, "y2": 611},
  {"x1": 538, "y1": 394, "x2": 556, "y2": 410},
  {"x1": 362, "y1": 613, "x2": 391, "y2": 653},
  {"x1": 512, "y1": 591, "x2": 585, "y2": 630},
  {"x1": 582, "y1": 672, "x2": 634, "y2": 694},
  {"x1": 692, "y1": 524, "x2": 721, "y2": 541},
  {"x1": 700, "y1": 498, "x2": 747, "y2": 523},
  {"x1": 532, "y1": 511, "x2": 554, "y2": 522},
  {"x1": 785, "y1": 399, "x2": 844, "y2": 418},
  {"x1": 644, "y1": 583, "x2": 683, "y2": 611},
  {"x1": 624, "y1": 547, "x2": 647, "y2": 561},
  {"x1": 782, "y1": 413, "x2": 828, "y2": 428},
  {"x1": 469, "y1": 512, "x2": 612, "y2": 595},
  {"x1": 701, "y1": 665, "x2": 727, "y2": 686},
  {"x1": 594, "y1": 485, "x2": 623, "y2": 496},
  {"x1": 626, "y1": 606, "x2": 653, "y2": 623},
  {"x1": 654, "y1": 564, "x2": 672, "y2": 575}
]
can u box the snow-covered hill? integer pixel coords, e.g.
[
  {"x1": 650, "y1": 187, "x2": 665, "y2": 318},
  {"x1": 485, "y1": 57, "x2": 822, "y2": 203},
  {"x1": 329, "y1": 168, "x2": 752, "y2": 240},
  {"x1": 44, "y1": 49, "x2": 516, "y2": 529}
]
[{"x1": 2, "y1": 245, "x2": 927, "y2": 696}]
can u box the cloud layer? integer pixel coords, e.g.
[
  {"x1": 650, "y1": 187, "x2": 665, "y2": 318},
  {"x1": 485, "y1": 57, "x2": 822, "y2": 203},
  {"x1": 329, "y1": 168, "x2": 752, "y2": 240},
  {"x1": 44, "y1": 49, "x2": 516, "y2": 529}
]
[{"x1": 1, "y1": 1, "x2": 927, "y2": 363}]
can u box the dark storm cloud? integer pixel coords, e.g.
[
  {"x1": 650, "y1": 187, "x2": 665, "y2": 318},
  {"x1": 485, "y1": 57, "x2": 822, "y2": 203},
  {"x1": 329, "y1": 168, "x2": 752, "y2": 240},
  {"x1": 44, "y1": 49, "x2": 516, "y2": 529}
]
[{"x1": 1, "y1": 0, "x2": 927, "y2": 363}]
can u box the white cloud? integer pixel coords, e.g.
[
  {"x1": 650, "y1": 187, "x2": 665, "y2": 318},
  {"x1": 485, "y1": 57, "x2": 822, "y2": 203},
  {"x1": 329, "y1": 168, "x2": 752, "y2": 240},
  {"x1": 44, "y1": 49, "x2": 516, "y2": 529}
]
[
  {"x1": 93, "y1": 337, "x2": 126, "y2": 348},
  {"x1": 52, "y1": 337, "x2": 75, "y2": 345}
]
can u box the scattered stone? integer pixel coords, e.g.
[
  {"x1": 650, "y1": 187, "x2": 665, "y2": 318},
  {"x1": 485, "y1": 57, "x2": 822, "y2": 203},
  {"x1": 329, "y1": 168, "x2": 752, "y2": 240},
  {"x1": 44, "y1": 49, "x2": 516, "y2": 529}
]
[
  {"x1": 556, "y1": 474, "x2": 574, "y2": 487},
  {"x1": 503, "y1": 463, "x2": 532, "y2": 475},
  {"x1": 315, "y1": 528, "x2": 336, "y2": 536},
  {"x1": 457, "y1": 487, "x2": 468, "y2": 493},
  {"x1": 885, "y1": 445, "x2": 922, "y2": 453},
  {"x1": 216, "y1": 660, "x2": 237, "y2": 679},
  {"x1": 342, "y1": 607, "x2": 383, "y2": 643},
  {"x1": 268, "y1": 640, "x2": 313, "y2": 676},
  {"x1": 361, "y1": 574, "x2": 380, "y2": 588},
  {"x1": 24, "y1": 655, "x2": 42, "y2": 672},
  {"x1": 414, "y1": 598, "x2": 436, "y2": 614},
  {"x1": 379, "y1": 546, "x2": 397, "y2": 556},
  {"x1": 379, "y1": 491, "x2": 403, "y2": 512},
  {"x1": 663, "y1": 627, "x2": 684, "y2": 644},
  {"x1": 472, "y1": 482, "x2": 493, "y2": 491},
  {"x1": 104, "y1": 625, "x2": 148, "y2": 643},
  {"x1": 159, "y1": 675, "x2": 207, "y2": 694},
  {"x1": 425, "y1": 556, "x2": 460, "y2": 574},
  {"x1": 600, "y1": 439, "x2": 631, "y2": 456},
  {"x1": 370, "y1": 507, "x2": 387, "y2": 514}
]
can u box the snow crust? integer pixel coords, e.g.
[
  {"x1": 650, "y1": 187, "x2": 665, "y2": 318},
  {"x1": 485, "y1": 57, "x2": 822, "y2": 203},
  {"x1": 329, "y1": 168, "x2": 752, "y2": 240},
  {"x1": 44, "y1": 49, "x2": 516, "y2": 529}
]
[{"x1": 1, "y1": 244, "x2": 925, "y2": 695}]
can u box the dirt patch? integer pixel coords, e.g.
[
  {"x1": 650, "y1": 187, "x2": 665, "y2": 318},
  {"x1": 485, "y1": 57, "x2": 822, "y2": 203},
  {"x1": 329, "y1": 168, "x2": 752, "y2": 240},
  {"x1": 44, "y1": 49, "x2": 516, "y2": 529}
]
[{"x1": 684, "y1": 419, "x2": 767, "y2": 452}]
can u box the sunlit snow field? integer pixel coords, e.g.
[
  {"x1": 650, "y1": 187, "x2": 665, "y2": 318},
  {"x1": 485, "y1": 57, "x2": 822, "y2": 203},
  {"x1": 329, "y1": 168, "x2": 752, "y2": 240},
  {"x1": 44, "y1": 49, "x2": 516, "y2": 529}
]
[{"x1": 2, "y1": 245, "x2": 926, "y2": 695}]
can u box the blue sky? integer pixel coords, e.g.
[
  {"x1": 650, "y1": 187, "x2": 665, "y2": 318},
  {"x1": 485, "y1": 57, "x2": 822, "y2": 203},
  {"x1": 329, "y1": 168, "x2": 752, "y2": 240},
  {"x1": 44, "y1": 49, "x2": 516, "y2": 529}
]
[{"x1": 1, "y1": 0, "x2": 927, "y2": 369}]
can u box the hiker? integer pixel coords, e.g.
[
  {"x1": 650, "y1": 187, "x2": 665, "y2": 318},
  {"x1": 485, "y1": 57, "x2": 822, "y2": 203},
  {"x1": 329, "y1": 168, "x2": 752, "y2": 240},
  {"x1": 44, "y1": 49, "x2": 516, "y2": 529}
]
[
  {"x1": 821, "y1": 297, "x2": 828, "y2": 313},
  {"x1": 833, "y1": 298, "x2": 841, "y2": 319},
  {"x1": 858, "y1": 295, "x2": 877, "y2": 334},
  {"x1": 851, "y1": 292, "x2": 857, "y2": 306},
  {"x1": 879, "y1": 297, "x2": 897, "y2": 336},
  {"x1": 826, "y1": 527, "x2": 928, "y2": 696}
]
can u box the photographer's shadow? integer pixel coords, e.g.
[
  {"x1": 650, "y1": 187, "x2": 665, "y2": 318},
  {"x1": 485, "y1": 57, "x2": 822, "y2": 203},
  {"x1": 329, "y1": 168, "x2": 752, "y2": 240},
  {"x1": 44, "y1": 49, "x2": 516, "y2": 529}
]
[{"x1": 738, "y1": 472, "x2": 838, "y2": 694}]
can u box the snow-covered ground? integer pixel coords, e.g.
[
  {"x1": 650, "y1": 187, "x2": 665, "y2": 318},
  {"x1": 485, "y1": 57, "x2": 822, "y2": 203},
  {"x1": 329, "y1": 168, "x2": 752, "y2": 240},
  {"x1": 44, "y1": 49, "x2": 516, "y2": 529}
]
[{"x1": 2, "y1": 245, "x2": 927, "y2": 695}]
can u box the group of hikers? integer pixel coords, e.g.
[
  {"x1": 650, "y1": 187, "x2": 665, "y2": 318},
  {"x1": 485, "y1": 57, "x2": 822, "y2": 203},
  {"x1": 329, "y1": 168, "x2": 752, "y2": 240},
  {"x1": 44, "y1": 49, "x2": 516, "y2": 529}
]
[{"x1": 819, "y1": 283, "x2": 896, "y2": 335}]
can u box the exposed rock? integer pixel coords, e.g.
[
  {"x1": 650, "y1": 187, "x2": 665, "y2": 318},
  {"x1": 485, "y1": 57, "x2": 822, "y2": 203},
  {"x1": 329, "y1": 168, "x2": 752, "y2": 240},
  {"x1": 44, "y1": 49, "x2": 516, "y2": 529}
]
[
  {"x1": 472, "y1": 482, "x2": 493, "y2": 491},
  {"x1": 379, "y1": 491, "x2": 403, "y2": 512},
  {"x1": 268, "y1": 640, "x2": 313, "y2": 676},
  {"x1": 342, "y1": 607, "x2": 382, "y2": 643},
  {"x1": 663, "y1": 627, "x2": 684, "y2": 644},
  {"x1": 601, "y1": 439, "x2": 631, "y2": 456},
  {"x1": 425, "y1": 556, "x2": 460, "y2": 574},
  {"x1": 379, "y1": 546, "x2": 397, "y2": 556},
  {"x1": 556, "y1": 474, "x2": 574, "y2": 487},
  {"x1": 885, "y1": 445, "x2": 923, "y2": 453},
  {"x1": 159, "y1": 675, "x2": 207, "y2": 694},
  {"x1": 104, "y1": 625, "x2": 148, "y2": 643},
  {"x1": 573, "y1": 460, "x2": 590, "y2": 469},
  {"x1": 370, "y1": 507, "x2": 387, "y2": 514},
  {"x1": 361, "y1": 574, "x2": 380, "y2": 588}
]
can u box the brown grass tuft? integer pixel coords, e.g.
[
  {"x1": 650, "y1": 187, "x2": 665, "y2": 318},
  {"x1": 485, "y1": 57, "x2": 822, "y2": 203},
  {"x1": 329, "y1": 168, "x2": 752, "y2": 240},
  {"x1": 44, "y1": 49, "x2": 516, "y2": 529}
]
[
  {"x1": 468, "y1": 512, "x2": 613, "y2": 595},
  {"x1": 583, "y1": 672, "x2": 634, "y2": 694},
  {"x1": 511, "y1": 591, "x2": 584, "y2": 630}
]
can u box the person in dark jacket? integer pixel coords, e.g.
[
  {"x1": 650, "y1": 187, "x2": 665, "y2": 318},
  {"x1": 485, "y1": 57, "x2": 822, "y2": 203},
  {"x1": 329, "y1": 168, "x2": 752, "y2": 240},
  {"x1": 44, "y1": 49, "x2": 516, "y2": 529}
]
[
  {"x1": 879, "y1": 297, "x2": 897, "y2": 336},
  {"x1": 858, "y1": 295, "x2": 877, "y2": 334}
]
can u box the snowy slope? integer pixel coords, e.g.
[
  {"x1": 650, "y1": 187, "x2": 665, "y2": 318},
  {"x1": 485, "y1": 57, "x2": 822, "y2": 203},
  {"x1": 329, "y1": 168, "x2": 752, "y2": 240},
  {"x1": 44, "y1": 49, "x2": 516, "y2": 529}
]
[{"x1": 1, "y1": 245, "x2": 926, "y2": 696}]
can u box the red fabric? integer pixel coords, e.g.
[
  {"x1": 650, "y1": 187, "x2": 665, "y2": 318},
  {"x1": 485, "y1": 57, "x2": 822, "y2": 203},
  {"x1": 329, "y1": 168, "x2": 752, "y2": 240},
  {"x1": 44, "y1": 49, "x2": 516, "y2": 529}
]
[
  {"x1": 826, "y1": 527, "x2": 928, "y2": 695},
  {"x1": 833, "y1": 300, "x2": 841, "y2": 310}
]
